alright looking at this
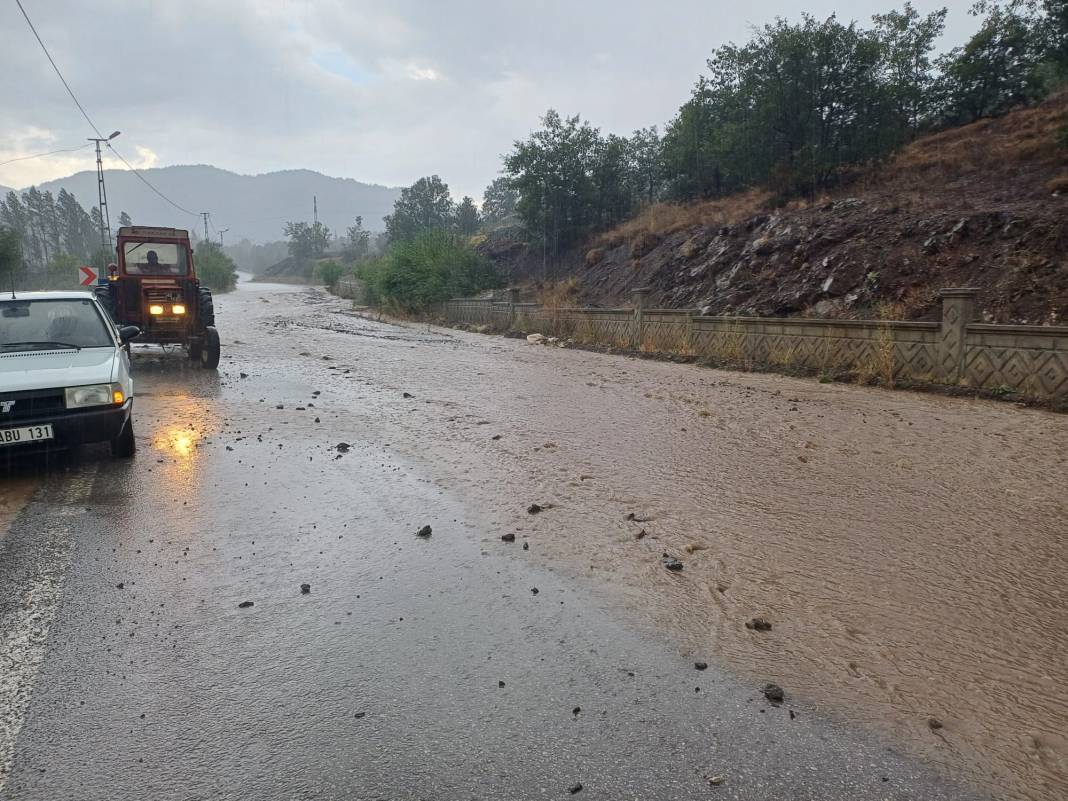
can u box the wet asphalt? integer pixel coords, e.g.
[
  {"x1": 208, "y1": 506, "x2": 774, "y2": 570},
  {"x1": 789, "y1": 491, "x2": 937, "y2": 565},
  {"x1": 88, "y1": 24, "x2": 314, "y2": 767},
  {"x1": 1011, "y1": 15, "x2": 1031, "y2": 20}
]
[{"x1": 0, "y1": 279, "x2": 982, "y2": 801}]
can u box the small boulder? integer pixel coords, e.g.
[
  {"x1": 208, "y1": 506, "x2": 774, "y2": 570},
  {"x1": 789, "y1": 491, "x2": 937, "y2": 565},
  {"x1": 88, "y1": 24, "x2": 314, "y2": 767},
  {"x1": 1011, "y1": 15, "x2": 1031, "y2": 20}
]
[
  {"x1": 745, "y1": 617, "x2": 773, "y2": 631},
  {"x1": 762, "y1": 683, "x2": 785, "y2": 703},
  {"x1": 300, "y1": 584, "x2": 311, "y2": 594},
  {"x1": 663, "y1": 557, "x2": 684, "y2": 572},
  {"x1": 501, "y1": 532, "x2": 516, "y2": 543},
  {"x1": 415, "y1": 525, "x2": 432, "y2": 538}
]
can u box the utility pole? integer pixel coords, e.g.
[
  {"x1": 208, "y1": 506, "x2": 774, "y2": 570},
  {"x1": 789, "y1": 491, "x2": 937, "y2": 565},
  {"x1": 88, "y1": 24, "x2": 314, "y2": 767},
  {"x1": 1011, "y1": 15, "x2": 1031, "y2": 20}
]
[
  {"x1": 88, "y1": 131, "x2": 121, "y2": 262},
  {"x1": 200, "y1": 212, "x2": 210, "y2": 244},
  {"x1": 218, "y1": 228, "x2": 229, "y2": 248},
  {"x1": 313, "y1": 195, "x2": 318, "y2": 226}
]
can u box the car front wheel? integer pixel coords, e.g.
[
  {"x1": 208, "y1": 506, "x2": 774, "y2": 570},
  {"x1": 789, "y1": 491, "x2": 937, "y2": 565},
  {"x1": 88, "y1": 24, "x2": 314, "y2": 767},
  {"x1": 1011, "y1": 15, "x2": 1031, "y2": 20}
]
[{"x1": 111, "y1": 416, "x2": 136, "y2": 458}]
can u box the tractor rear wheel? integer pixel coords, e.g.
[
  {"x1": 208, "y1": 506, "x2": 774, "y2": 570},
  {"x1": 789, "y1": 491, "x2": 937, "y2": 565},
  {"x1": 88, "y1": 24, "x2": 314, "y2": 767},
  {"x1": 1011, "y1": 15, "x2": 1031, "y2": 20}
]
[
  {"x1": 200, "y1": 326, "x2": 221, "y2": 370},
  {"x1": 198, "y1": 287, "x2": 215, "y2": 328}
]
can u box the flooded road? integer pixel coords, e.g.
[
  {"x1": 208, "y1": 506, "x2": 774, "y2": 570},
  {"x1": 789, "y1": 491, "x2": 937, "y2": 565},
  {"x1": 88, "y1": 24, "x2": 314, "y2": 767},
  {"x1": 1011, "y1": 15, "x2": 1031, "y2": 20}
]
[{"x1": 1, "y1": 278, "x2": 1063, "y2": 800}]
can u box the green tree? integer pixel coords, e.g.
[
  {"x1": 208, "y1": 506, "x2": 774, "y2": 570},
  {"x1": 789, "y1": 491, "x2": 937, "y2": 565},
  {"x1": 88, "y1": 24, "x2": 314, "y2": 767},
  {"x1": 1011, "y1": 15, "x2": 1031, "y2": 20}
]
[
  {"x1": 117, "y1": 211, "x2": 133, "y2": 228},
  {"x1": 504, "y1": 110, "x2": 601, "y2": 262},
  {"x1": 194, "y1": 242, "x2": 238, "y2": 292},
  {"x1": 283, "y1": 220, "x2": 331, "y2": 260},
  {"x1": 43, "y1": 253, "x2": 82, "y2": 290},
  {"x1": 0, "y1": 226, "x2": 23, "y2": 289},
  {"x1": 873, "y1": 3, "x2": 949, "y2": 137},
  {"x1": 384, "y1": 176, "x2": 455, "y2": 242},
  {"x1": 481, "y1": 177, "x2": 519, "y2": 224},
  {"x1": 628, "y1": 126, "x2": 664, "y2": 205},
  {"x1": 455, "y1": 196, "x2": 480, "y2": 235},
  {"x1": 936, "y1": 1, "x2": 1045, "y2": 124},
  {"x1": 342, "y1": 216, "x2": 371, "y2": 262}
]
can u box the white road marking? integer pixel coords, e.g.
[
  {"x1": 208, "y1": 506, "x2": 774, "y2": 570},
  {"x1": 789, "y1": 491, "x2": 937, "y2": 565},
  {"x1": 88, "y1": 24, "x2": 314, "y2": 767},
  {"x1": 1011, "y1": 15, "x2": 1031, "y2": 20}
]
[{"x1": 0, "y1": 467, "x2": 97, "y2": 791}]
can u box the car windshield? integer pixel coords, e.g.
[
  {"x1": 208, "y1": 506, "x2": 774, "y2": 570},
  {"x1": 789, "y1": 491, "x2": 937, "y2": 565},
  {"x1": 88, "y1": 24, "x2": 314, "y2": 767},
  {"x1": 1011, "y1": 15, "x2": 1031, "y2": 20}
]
[
  {"x1": 0, "y1": 298, "x2": 114, "y2": 351},
  {"x1": 123, "y1": 242, "x2": 189, "y2": 275}
]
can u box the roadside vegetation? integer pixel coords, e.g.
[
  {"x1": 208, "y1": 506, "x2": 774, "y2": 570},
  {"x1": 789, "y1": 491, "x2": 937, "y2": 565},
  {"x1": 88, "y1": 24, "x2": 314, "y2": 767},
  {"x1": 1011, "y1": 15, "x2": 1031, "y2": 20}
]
[
  {"x1": 357, "y1": 229, "x2": 497, "y2": 313},
  {"x1": 193, "y1": 242, "x2": 239, "y2": 293}
]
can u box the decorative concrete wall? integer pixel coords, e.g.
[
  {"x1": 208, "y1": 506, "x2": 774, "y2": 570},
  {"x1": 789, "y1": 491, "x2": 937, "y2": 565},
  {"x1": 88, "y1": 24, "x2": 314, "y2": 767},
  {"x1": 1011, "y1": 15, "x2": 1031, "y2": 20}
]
[{"x1": 437, "y1": 287, "x2": 1068, "y2": 402}]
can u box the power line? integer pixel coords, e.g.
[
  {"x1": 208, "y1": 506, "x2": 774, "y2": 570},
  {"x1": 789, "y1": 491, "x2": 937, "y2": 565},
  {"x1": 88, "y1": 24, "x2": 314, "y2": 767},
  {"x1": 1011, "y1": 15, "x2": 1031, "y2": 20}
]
[
  {"x1": 16, "y1": 0, "x2": 199, "y2": 218},
  {"x1": 105, "y1": 142, "x2": 198, "y2": 216},
  {"x1": 0, "y1": 142, "x2": 93, "y2": 168}
]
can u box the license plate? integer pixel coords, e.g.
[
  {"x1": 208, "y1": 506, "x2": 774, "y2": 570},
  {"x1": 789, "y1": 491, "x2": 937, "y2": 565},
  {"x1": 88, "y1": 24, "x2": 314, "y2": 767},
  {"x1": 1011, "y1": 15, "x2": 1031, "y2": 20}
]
[{"x1": 0, "y1": 424, "x2": 54, "y2": 447}]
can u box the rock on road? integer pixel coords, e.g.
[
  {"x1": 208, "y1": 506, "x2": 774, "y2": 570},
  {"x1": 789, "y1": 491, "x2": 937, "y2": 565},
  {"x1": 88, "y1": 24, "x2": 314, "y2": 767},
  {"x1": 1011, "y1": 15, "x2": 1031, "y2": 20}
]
[{"x1": 2, "y1": 276, "x2": 1062, "y2": 800}]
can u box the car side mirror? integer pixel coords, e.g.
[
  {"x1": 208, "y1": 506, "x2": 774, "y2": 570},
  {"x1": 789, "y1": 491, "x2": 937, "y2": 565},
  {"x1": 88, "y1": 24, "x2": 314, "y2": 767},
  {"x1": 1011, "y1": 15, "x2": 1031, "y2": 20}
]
[{"x1": 118, "y1": 325, "x2": 141, "y2": 343}]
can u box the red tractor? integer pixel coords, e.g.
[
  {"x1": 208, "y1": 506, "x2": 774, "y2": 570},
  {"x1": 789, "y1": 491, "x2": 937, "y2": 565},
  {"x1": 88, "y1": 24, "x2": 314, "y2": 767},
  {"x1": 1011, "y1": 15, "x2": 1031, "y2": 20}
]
[{"x1": 94, "y1": 226, "x2": 220, "y2": 368}]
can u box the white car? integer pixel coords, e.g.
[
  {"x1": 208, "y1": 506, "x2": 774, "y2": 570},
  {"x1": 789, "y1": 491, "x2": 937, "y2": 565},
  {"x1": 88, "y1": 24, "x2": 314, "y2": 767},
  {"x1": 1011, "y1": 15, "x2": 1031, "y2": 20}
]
[{"x1": 0, "y1": 290, "x2": 140, "y2": 457}]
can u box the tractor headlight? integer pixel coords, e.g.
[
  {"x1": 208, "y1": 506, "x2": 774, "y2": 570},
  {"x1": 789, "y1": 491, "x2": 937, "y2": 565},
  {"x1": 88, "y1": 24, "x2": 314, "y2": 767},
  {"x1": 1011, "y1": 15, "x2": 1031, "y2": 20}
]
[
  {"x1": 172, "y1": 304, "x2": 186, "y2": 315},
  {"x1": 149, "y1": 305, "x2": 165, "y2": 315},
  {"x1": 66, "y1": 383, "x2": 124, "y2": 409}
]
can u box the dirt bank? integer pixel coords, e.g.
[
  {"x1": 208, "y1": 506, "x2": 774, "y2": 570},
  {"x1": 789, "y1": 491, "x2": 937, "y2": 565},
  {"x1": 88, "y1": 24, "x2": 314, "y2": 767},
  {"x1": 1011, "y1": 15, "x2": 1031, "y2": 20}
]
[{"x1": 485, "y1": 93, "x2": 1068, "y2": 325}]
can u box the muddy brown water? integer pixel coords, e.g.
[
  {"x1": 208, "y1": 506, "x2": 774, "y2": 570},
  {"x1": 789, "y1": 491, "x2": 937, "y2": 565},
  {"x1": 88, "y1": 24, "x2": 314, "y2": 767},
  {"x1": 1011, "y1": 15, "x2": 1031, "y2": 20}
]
[
  {"x1": 4, "y1": 283, "x2": 1066, "y2": 800},
  {"x1": 266, "y1": 291, "x2": 1067, "y2": 801}
]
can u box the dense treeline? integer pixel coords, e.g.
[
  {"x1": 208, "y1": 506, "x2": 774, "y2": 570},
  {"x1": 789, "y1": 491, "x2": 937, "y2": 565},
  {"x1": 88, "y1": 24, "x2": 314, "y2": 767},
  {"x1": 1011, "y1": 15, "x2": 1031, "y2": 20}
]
[
  {"x1": 0, "y1": 186, "x2": 239, "y2": 292},
  {"x1": 494, "y1": 1, "x2": 1068, "y2": 261},
  {"x1": 0, "y1": 187, "x2": 113, "y2": 287},
  {"x1": 334, "y1": 1, "x2": 1068, "y2": 309}
]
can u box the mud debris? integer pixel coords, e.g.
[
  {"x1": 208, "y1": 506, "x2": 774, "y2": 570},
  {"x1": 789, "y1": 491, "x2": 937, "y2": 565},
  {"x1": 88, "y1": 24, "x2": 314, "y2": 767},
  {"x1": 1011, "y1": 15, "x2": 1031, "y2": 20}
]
[
  {"x1": 568, "y1": 782, "x2": 583, "y2": 794},
  {"x1": 527, "y1": 503, "x2": 544, "y2": 514},
  {"x1": 237, "y1": 601, "x2": 254, "y2": 609},
  {"x1": 663, "y1": 557, "x2": 684, "y2": 572},
  {"x1": 300, "y1": 584, "x2": 311, "y2": 594},
  {"x1": 501, "y1": 532, "x2": 516, "y2": 543},
  {"x1": 695, "y1": 661, "x2": 709, "y2": 671},
  {"x1": 763, "y1": 683, "x2": 785, "y2": 703},
  {"x1": 745, "y1": 617, "x2": 773, "y2": 631},
  {"x1": 415, "y1": 525, "x2": 432, "y2": 538}
]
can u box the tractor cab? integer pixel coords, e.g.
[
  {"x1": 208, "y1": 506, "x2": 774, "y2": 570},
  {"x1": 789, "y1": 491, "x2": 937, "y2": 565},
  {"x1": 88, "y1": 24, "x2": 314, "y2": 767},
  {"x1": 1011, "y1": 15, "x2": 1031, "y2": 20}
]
[{"x1": 95, "y1": 226, "x2": 220, "y2": 368}]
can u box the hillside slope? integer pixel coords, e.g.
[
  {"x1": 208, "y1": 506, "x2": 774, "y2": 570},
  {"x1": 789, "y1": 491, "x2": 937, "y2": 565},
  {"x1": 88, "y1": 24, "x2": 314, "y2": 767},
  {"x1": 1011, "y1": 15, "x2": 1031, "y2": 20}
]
[
  {"x1": 26, "y1": 166, "x2": 401, "y2": 245},
  {"x1": 485, "y1": 93, "x2": 1068, "y2": 325}
]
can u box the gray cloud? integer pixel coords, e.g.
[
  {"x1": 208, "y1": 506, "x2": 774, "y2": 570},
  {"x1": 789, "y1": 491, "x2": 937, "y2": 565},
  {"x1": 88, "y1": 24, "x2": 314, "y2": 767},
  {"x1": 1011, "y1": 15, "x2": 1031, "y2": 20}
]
[{"x1": 2, "y1": 0, "x2": 979, "y2": 205}]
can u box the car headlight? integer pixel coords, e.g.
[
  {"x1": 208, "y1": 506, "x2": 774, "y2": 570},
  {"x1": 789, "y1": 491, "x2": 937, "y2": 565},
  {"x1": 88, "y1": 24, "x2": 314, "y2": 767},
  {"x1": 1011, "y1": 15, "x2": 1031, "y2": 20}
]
[
  {"x1": 172, "y1": 304, "x2": 186, "y2": 315},
  {"x1": 65, "y1": 383, "x2": 124, "y2": 409}
]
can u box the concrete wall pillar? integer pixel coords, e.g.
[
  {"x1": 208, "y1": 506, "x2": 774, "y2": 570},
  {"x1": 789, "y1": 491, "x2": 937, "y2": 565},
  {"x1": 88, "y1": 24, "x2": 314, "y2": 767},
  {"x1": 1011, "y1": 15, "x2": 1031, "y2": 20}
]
[
  {"x1": 507, "y1": 286, "x2": 519, "y2": 328},
  {"x1": 938, "y1": 287, "x2": 978, "y2": 384},
  {"x1": 631, "y1": 287, "x2": 650, "y2": 349}
]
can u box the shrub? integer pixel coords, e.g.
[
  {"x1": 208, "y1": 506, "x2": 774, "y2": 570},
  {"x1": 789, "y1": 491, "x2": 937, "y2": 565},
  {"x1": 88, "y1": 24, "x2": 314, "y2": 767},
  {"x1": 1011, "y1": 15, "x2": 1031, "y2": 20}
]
[
  {"x1": 316, "y1": 260, "x2": 348, "y2": 288},
  {"x1": 194, "y1": 244, "x2": 238, "y2": 293},
  {"x1": 357, "y1": 229, "x2": 499, "y2": 313}
]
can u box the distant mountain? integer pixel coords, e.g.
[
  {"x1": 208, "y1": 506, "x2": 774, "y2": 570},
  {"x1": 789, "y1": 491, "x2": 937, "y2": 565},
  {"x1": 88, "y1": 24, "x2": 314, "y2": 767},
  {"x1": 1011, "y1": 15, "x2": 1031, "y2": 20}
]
[{"x1": 24, "y1": 165, "x2": 401, "y2": 244}]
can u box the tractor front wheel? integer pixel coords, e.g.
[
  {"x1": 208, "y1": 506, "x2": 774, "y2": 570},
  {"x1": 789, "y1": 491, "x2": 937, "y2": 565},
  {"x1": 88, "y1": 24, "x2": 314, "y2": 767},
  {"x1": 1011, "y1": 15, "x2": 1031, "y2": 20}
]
[
  {"x1": 200, "y1": 327, "x2": 221, "y2": 370},
  {"x1": 188, "y1": 339, "x2": 202, "y2": 362}
]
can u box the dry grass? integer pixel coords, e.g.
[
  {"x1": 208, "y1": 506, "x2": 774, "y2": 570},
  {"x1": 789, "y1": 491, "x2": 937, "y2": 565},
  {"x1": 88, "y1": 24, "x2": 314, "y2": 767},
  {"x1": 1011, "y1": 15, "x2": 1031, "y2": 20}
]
[
  {"x1": 1046, "y1": 172, "x2": 1068, "y2": 194},
  {"x1": 595, "y1": 189, "x2": 772, "y2": 249},
  {"x1": 871, "y1": 91, "x2": 1068, "y2": 193}
]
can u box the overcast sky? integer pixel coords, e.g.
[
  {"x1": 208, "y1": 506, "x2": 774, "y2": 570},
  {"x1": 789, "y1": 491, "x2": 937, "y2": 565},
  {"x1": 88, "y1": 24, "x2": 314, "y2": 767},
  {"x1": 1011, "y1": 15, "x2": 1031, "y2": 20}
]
[{"x1": 2, "y1": 0, "x2": 979, "y2": 204}]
